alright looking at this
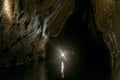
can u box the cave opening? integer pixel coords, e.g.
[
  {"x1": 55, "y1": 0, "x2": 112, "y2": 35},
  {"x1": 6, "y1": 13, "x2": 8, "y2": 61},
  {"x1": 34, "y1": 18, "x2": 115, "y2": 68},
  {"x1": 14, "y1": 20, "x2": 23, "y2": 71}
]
[{"x1": 46, "y1": 0, "x2": 111, "y2": 80}]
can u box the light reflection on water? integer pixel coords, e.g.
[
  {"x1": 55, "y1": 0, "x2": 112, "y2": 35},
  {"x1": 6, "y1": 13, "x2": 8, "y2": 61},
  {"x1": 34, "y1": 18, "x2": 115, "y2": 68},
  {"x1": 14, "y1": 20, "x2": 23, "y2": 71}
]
[
  {"x1": 61, "y1": 61, "x2": 64, "y2": 78},
  {"x1": 0, "y1": 60, "x2": 66, "y2": 80}
]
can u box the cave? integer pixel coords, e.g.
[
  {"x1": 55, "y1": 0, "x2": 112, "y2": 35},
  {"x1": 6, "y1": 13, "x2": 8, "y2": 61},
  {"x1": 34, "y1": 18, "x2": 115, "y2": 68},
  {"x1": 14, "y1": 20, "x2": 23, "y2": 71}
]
[
  {"x1": 46, "y1": 0, "x2": 111, "y2": 80},
  {"x1": 0, "y1": 0, "x2": 119, "y2": 80}
]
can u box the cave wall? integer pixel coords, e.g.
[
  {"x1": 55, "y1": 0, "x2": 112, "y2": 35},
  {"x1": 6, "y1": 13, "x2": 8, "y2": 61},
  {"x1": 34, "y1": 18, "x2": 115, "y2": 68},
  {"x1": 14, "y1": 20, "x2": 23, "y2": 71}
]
[
  {"x1": 91, "y1": 0, "x2": 120, "y2": 80},
  {"x1": 0, "y1": 0, "x2": 75, "y2": 66}
]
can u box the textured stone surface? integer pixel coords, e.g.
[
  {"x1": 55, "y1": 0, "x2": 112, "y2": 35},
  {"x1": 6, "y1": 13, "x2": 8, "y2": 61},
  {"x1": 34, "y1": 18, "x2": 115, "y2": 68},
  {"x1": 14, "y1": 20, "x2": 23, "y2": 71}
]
[
  {"x1": 91, "y1": 0, "x2": 120, "y2": 79},
  {"x1": 0, "y1": 0, "x2": 75, "y2": 66}
]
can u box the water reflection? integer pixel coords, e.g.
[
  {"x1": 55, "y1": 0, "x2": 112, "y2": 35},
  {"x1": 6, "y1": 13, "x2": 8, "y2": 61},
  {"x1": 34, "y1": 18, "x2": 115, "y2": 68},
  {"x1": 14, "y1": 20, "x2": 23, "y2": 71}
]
[
  {"x1": 0, "y1": 47, "x2": 78, "y2": 80},
  {"x1": 37, "y1": 61, "x2": 47, "y2": 80},
  {"x1": 61, "y1": 61, "x2": 64, "y2": 78},
  {"x1": 0, "y1": 61, "x2": 47, "y2": 80}
]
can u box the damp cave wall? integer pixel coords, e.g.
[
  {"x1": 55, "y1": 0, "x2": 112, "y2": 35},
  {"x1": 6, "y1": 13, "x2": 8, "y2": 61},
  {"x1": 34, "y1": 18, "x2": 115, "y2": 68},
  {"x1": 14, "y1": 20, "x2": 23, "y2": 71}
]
[
  {"x1": 91, "y1": 0, "x2": 120, "y2": 80},
  {"x1": 0, "y1": 0, "x2": 75, "y2": 66}
]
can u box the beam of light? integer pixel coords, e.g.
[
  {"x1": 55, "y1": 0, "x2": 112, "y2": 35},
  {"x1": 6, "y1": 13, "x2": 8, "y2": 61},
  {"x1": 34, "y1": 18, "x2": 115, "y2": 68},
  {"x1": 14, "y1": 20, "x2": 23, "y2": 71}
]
[
  {"x1": 3, "y1": 0, "x2": 12, "y2": 20},
  {"x1": 61, "y1": 61, "x2": 64, "y2": 78}
]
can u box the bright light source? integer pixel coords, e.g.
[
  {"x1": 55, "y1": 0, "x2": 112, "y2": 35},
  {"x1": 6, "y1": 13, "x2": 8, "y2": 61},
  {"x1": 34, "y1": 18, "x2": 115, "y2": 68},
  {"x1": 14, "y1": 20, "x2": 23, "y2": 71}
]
[
  {"x1": 61, "y1": 53, "x2": 65, "y2": 57},
  {"x1": 59, "y1": 49, "x2": 65, "y2": 57}
]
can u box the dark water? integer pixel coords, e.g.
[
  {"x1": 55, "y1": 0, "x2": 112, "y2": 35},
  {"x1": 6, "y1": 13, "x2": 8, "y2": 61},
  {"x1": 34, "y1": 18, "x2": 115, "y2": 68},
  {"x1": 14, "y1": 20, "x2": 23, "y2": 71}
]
[
  {"x1": 0, "y1": 37, "x2": 111, "y2": 80},
  {"x1": 0, "y1": 51, "x2": 81, "y2": 80},
  {"x1": 0, "y1": 62, "x2": 47, "y2": 80}
]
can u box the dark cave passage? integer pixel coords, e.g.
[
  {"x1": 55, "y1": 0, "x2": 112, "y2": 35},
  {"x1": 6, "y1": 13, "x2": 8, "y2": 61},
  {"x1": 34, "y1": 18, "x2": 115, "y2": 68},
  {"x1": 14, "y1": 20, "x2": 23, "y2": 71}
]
[{"x1": 46, "y1": 0, "x2": 111, "y2": 80}]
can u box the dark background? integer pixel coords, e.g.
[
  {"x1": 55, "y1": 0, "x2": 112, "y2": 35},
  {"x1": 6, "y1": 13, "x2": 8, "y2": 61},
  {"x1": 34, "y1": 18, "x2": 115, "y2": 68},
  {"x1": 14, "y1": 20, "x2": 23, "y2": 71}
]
[{"x1": 46, "y1": 0, "x2": 111, "y2": 80}]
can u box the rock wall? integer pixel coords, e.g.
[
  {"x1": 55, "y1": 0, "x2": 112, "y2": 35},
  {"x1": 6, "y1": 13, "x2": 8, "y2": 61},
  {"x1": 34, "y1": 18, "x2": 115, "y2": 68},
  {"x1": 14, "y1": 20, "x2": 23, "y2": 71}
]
[
  {"x1": 0, "y1": 0, "x2": 75, "y2": 66},
  {"x1": 91, "y1": 0, "x2": 120, "y2": 80}
]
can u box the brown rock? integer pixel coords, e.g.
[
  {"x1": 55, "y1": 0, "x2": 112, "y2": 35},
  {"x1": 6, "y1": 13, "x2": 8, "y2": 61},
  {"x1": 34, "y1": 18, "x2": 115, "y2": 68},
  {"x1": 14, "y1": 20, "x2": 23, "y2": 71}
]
[{"x1": 0, "y1": 0, "x2": 75, "y2": 66}]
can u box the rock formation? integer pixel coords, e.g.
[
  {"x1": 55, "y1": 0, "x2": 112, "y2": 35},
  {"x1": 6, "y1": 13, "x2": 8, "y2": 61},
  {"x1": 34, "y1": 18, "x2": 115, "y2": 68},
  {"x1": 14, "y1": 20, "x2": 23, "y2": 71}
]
[
  {"x1": 91, "y1": 0, "x2": 120, "y2": 80},
  {"x1": 0, "y1": 0, "x2": 75, "y2": 66}
]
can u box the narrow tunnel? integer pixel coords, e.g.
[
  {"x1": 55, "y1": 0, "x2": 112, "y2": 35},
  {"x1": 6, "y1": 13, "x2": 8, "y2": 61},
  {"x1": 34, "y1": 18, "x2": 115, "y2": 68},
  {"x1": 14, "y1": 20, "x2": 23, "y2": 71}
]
[{"x1": 46, "y1": 0, "x2": 111, "y2": 80}]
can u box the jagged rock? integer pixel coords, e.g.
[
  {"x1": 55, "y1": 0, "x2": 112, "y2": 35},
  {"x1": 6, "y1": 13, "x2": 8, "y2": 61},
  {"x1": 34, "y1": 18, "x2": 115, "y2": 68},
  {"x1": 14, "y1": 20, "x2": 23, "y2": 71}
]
[
  {"x1": 0, "y1": 0, "x2": 75, "y2": 66},
  {"x1": 91, "y1": 0, "x2": 120, "y2": 80}
]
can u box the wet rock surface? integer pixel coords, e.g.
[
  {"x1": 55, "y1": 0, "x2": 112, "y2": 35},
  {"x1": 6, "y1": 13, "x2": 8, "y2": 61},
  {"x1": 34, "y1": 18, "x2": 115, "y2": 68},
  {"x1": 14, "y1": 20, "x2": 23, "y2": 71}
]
[{"x1": 91, "y1": 0, "x2": 120, "y2": 79}]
